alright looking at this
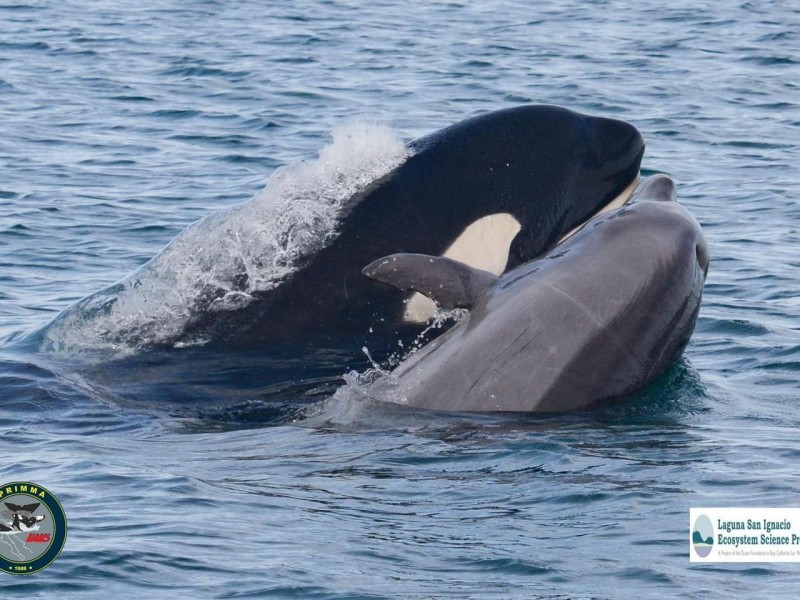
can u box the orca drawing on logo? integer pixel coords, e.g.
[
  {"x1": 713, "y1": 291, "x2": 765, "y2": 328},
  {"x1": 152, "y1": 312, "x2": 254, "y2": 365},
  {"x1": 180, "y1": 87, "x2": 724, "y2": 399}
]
[
  {"x1": 0, "y1": 503, "x2": 46, "y2": 533},
  {"x1": 0, "y1": 482, "x2": 67, "y2": 575}
]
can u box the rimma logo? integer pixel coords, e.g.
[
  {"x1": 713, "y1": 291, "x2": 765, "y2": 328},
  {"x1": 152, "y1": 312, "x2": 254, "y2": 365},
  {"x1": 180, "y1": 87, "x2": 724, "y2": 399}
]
[
  {"x1": 692, "y1": 513, "x2": 714, "y2": 558},
  {"x1": 0, "y1": 482, "x2": 67, "y2": 575}
]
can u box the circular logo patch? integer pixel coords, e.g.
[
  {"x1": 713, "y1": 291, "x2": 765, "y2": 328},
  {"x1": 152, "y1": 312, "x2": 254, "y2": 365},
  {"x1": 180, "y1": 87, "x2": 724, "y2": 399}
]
[
  {"x1": 0, "y1": 482, "x2": 67, "y2": 575},
  {"x1": 692, "y1": 513, "x2": 714, "y2": 558}
]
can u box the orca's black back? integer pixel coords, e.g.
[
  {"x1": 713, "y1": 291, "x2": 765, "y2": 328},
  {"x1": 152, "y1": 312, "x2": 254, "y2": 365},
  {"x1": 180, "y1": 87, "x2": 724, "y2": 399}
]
[{"x1": 200, "y1": 105, "x2": 644, "y2": 348}]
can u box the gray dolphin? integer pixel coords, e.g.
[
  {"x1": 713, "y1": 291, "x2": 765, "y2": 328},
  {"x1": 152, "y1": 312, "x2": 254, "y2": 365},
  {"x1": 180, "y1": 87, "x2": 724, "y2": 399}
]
[{"x1": 361, "y1": 175, "x2": 708, "y2": 412}]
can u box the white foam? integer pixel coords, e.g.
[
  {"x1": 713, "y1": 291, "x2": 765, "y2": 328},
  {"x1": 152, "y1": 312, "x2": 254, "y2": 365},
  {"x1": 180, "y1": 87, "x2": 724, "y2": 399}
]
[{"x1": 42, "y1": 123, "x2": 409, "y2": 357}]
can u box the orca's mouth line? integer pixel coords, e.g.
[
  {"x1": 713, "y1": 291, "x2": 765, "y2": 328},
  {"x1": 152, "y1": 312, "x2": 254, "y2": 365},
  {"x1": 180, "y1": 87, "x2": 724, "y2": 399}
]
[{"x1": 555, "y1": 175, "x2": 641, "y2": 246}]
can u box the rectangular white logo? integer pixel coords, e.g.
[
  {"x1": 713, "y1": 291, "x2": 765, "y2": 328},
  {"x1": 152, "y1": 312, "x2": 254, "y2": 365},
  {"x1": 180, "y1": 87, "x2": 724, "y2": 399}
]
[{"x1": 690, "y1": 508, "x2": 800, "y2": 562}]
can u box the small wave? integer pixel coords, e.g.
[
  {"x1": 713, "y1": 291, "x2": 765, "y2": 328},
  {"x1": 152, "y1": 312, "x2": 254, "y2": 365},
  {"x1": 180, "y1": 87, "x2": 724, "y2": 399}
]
[
  {"x1": 737, "y1": 55, "x2": 798, "y2": 66},
  {"x1": 159, "y1": 65, "x2": 251, "y2": 80},
  {"x1": 0, "y1": 41, "x2": 50, "y2": 51},
  {"x1": 40, "y1": 123, "x2": 409, "y2": 357}
]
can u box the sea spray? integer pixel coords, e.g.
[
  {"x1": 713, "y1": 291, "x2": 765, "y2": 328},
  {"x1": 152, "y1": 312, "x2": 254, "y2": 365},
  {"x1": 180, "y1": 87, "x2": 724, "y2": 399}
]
[
  {"x1": 41, "y1": 123, "x2": 409, "y2": 357},
  {"x1": 341, "y1": 307, "x2": 468, "y2": 401}
]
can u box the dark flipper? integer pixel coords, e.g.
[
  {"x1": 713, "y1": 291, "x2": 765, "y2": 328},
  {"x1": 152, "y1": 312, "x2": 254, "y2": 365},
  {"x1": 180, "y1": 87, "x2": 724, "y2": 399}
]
[{"x1": 362, "y1": 253, "x2": 497, "y2": 309}]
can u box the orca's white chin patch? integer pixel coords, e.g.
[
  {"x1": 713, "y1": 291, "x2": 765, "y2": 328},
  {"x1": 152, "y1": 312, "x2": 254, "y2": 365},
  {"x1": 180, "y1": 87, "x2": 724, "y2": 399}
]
[
  {"x1": 403, "y1": 212, "x2": 521, "y2": 323},
  {"x1": 557, "y1": 176, "x2": 640, "y2": 245}
]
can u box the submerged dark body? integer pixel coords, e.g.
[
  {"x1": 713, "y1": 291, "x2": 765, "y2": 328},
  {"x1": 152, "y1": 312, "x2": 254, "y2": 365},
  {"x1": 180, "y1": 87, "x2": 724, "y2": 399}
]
[
  {"x1": 197, "y1": 105, "x2": 644, "y2": 348},
  {"x1": 363, "y1": 176, "x2": 708, "y2": 412}
]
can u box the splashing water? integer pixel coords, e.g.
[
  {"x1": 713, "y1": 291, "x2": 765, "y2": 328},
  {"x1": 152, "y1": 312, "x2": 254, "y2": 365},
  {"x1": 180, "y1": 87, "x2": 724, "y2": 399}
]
[
  {"x1": 341, "y1": 307, "x2": 468, "y2": 400},
  {"x1": 40, "y1": 123, "x2": 409, "y2": 357}
]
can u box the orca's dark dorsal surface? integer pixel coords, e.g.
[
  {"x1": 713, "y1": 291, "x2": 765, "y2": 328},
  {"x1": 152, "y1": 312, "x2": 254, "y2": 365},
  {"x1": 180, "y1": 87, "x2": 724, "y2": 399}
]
[
  {"x1": 40, "y1": 105, "x2": 644, "y2": 356},
  {"x1": 216, "y1": 105, "x2": 644, "y2": 346}
]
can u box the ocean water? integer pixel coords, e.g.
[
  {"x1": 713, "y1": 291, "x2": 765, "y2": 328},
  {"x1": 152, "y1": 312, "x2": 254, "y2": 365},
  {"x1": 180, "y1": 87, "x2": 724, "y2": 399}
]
[{"x1": 1, "y1": 0, "x2": 799, "y2": 597}]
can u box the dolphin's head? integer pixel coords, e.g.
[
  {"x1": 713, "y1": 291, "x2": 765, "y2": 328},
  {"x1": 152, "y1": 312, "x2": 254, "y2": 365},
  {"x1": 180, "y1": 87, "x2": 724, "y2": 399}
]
[{"x1": 625, "y1": 174, "x2": 709, "y2": 277}]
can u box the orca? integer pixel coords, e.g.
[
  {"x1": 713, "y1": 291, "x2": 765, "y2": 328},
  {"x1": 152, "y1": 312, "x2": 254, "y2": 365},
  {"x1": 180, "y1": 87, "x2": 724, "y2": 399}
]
[
  {"x1": 39, "y1": 105, "x2": 644, "y2": 356},
  {"x1": 10, "y1": 512, "x2": 45, "y2": 532},
  {"x1": 361, "y1": 175, "x2": 708, "y2": 412},
  {"x1": 2, "y1": 502, "x2": 45, "y2": 532},
  {"x1": 4, "y1": 502, "x2": 40, "y2": 514}
]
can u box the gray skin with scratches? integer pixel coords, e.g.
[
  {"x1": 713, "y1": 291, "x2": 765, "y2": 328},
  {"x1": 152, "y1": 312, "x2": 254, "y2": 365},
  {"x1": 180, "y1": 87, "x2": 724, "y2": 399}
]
[{"x1": 362, "y1": 175, "x2": 709, "y2": 412}]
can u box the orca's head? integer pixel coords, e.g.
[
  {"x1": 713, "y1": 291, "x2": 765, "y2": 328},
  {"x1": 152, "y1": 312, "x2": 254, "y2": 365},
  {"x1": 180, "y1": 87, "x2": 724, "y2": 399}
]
[
  {"x1": 396, "y1": 105, "x2": 646, "y2": 323},
  {"x1": 16, "y1": 513, "x2": 45, "y2": 529},
  {"x1": 504, "y1": 106, "x2": 645, "y2": 268}
]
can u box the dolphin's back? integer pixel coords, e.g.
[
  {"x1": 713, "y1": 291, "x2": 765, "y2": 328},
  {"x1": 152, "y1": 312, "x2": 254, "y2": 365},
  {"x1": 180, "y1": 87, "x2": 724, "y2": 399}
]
[{"x1": 386, "y1": 188, "x2": 706, "y2": 412}]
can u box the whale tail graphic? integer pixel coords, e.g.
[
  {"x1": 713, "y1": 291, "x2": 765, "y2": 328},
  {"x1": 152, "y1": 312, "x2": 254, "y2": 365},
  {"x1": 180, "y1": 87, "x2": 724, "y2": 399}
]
[{"x1": 5, "y1": 502, "x2": 40, "y2": 514}]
